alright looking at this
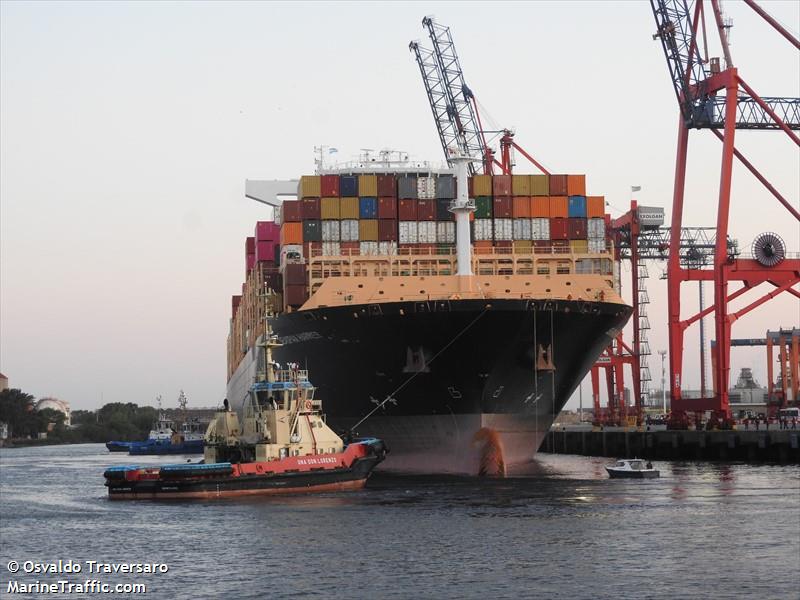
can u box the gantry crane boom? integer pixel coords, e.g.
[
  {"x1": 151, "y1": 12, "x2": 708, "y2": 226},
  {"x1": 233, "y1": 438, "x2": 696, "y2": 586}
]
[{"x1": 651, "y1": 0, "x2": 800, "y2": 130}]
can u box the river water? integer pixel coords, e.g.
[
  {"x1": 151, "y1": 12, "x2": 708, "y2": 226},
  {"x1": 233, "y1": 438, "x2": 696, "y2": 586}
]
[{"x1": 0, "y1": 444, "x2": 797, "y2": 599}]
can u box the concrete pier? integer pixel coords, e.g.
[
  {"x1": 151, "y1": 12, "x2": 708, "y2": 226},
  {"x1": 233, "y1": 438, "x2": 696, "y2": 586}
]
[{"x1": 541, "y1": 428, "x2": 800, "y2": 462}]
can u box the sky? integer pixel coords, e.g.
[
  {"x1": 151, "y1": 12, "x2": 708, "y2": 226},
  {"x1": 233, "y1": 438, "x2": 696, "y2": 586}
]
[{"x1": 1, "y1": 1, "x2": 798, "y2": 411}]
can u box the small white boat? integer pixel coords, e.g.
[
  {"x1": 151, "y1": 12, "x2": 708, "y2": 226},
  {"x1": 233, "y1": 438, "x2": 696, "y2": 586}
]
[{"x1": 605, "y1": 459, "x2": 660, "y2": 479}]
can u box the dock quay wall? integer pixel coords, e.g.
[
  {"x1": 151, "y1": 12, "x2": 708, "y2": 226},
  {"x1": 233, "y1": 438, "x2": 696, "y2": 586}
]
[{"x1": 541, "y1": 429, "x2": 800, "y2": 463}]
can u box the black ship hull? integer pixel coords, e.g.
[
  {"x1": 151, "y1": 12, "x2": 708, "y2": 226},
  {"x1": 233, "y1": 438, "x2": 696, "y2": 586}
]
[{"x1": 230, "y1": 298, "x2": 630, "y2": 474}]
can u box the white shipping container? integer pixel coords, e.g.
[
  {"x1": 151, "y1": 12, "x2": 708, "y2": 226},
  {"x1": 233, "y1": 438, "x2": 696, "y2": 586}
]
[
  {"x1": 588, "y1": 218, "x2": 605, "y2": 239},
  {"x1": 588, "y1": 238, "x2": 607, "y2": 253},
  {"x1": 417, "y1": 176, "x2": 437, "y2": 200},
  {"x1": 280, "y1": 244, "x2": 303, "y2": 266},
  {"x1": 321, "y1": 242, "x2": 341, "y2": 256},
  {"x1": 473, "y1": 219, "x2": 493, "y2": 241},
  {"x1": 399, "y1": 221, "x2": 419, "y2": 244},
  {"x1": 378, "y1": 241, "x2": 397, "y2": 256},
  {"x1": 512, "y1": 218, "x2": 532, "y2": 241},
  {"x1": 321, "y1": 220, "x2": 341, "y2": 242},
  {"x1": 340, "y1": 220, "x2": 359, "y2": 242},
  {"x1": 494, "y1": 218, "x2": 513, "y2": 241},
  {"x1": 274, "y1": 206, "x2": 283, "y2": 226},
  {"x1": 436, "y1": 221, "x2": 456, "y2": 243},
  {"x1": 531, "y1": 218, "x2": 550, "y2": 241},
  {"x1": 360, "y1": 241, "x2": 379, "y2": 255},
  {"x1": 418, "y1": 221, "x2": 437, "y2": 243}
]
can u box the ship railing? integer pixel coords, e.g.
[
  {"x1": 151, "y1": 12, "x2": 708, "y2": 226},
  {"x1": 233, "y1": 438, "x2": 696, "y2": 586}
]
[{"x1": 307, "y1": 241, "x2": 615, "y2": 283}]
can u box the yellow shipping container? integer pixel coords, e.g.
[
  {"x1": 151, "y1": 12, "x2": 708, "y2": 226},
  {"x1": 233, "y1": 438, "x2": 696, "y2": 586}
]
[
  {"x1": 512, "y1": 175, "x2": 531, "y2": 196},
  {"x1": 358, "y1": 175, "x2": 378, "y2": 197},
  {"x1": 531, "y1": 174, "x2": 549, "y2": 196},
  {"x1": 359, "y1": 219, "x2": 379, "y2": 241},
  {"x1": 513, "y1": 240, "x2": 533, "y2": 254},
  {"x1": 340, "y1": 197, "x2": 359, "y2": 219},
  {"x1": 570, "y1": 240, "x2": 589, "y2": 254},
  {"x1": 472, "y1": 174, "x2": 492, "y2": 196},
  {"x1": 321, "y1": 197, "x2": 340, "y2": 220},
  {"x1": 299, "y1": 175, "x2": 321, "y2": 198}
]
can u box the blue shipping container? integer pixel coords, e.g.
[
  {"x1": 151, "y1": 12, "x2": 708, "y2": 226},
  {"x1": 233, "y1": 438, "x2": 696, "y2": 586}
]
[
  {"x1": 568, "y1": 195, "x2": 587, "y2": 218},
  {"x1": 340, "y1": 175, "x2": 358, "y2": 197},
  {"x1": 359, "y1": 197, "x2": 378, "y2": 219}
]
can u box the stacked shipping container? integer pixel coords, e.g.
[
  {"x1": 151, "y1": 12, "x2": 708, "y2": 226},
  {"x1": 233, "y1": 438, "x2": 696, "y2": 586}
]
[{"x1": 262, "y1": 172, "x2": 611, "y2": 309}]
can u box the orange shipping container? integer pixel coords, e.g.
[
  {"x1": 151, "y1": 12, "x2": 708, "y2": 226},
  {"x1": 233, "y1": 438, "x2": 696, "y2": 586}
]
[
  {"x1": 473, "y1": 240, "x2": 494, "y2": 254},
  {"x1": 511, "y1": 175, "x2": 531, "y2": 196},
  {"x1": 586, "y1": 196, "x2": 605, "y2": 218},
  {"x1": 566, "y1": 174, "x2": 586, "y2": 196},
  {"x1": 280, "y1": 222, "x2": 303, "y2": 245},
  {"x1": 549, "y1": 196, "x2": 569, "y2": 218},
  {"x1": 340, "y1": 197, "x2": 359, "y2": 219},
  {"x1": 358, "y1": 174, "x2": 378, "y2": 197},
  {"x1": 298, "y1": 175, "x2": 321, "y2": 198},
  {"x1": 321, "y1": 197, "x2": 340, "y2": 220},
  {"x1": 512, "y1": 196, "x2": 531, "y2": 218},
  {"x1": 359, "y1": 219, "x2": 379, "y2": 241},
  {"x1": 530, "y1": 196, "x2": 550, "y2": 217}
]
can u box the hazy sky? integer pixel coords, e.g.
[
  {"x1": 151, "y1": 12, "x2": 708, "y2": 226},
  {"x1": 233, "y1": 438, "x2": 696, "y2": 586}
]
[{"x1": 2, "y1": 1, "x2": 798, "y2": 411}]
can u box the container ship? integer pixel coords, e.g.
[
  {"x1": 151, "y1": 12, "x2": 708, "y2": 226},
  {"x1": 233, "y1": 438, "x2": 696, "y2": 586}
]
[{"x1": 227, "y1": 156, "x2": 631, "y2": 474}]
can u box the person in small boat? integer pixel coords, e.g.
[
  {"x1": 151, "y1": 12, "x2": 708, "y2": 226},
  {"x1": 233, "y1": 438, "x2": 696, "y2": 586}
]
[{"x1": 646, "y1": 461, "x2": 653, "y2": 470}]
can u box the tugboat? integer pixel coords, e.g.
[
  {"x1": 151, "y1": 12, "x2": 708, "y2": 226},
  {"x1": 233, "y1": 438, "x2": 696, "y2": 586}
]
[
  {"x1": 105, "y1": 393, "x2": 205, "y2": 455},
  {"x1": 104, "y1": 319, "x2": 387, "y2": 499},
  {"x1": 605, "y1": 459, "x2": 660, "y2": 479}
]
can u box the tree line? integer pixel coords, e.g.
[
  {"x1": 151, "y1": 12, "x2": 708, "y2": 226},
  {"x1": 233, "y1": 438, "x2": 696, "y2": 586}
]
[{"x1": 0, "y1": 388, "x2": 158, "y2": 444}]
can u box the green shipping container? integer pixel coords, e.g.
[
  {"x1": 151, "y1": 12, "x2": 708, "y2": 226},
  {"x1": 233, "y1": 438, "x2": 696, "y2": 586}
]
[{"x1": 474, "y1": 196, "x2": 493, "y2": 219}]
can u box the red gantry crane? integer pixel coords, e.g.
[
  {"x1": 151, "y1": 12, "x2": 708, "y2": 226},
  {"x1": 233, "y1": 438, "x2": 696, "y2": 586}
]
[{"x1": 649, "y1": 0, "x2": 800, "y2": 425}]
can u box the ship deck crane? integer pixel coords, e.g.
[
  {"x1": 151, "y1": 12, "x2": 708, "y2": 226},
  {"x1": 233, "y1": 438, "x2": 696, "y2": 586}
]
[
  {"x1": 410, "y1": 17, "x2": 549, "y2": 176},
  {"x1": 650, "y1": 0, "x2": 800, "y2": 423}
]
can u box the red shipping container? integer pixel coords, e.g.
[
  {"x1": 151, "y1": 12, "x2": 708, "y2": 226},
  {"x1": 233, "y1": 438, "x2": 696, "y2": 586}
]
[
  {"x1": 245, "y1": 236, "x2": 255, "y2": 254},
  {"x1": 512, "y1": 196, "x2": 531, "y2": 218},
  {"x1": 550, "y1": 218, "x2": 569, "y2": 240},
  {"x1": 568, "y1": 218, "x2": 587, "y2": 240},
  {"x1": 492, "y1": 174, "x2": 512, "y2": 196},
  {"x1": 378, "y1": 197, "x2": 397, "y2": 219},
  {"x1": 282, "y1": 200, "x2": 303, "y2": 222},
  {"x1": 265, "y1": 272, "x2": 282, "y2": 292},
  {"x1": 551, "y1": 239, "x2": 570, "y2": 253},
  {"x1": 255, "y1": 221, "x2": 279, "y2": 242},
  {"x1": 302, "y1": 241, "x2": 322, "y2": 259},
  {"x1": 417, "y1": 199, "x2": 436, "y2": 221},
  {"x1": 377, "y1": 174, "x2": 397, "y2": 197},
  {"x1": 340, "y1": 241, "x2": 360, "y2": 256},
  {"x1": 320, "y1": 175, "x2": 340, "y2": 197},
  {"x1": 232, "y1": 295, "x2": 242, "y2": 318},
  {"x1": 549, "y1": 175, "x2": 568, "y2": 196},
  {"x1": 418, "y1": 243, "x2": 436, "y2": 254},
  {"x1": 256, "y1": 240, "x2": 274, "y2": 263},
  {"x1": 493, "y1": 196, "x2": 513, "y2": 219},
  {"x1": 246, "y1": 252, "x2": 255, "y2": 273},
  {"x1": 284, "y1": 263, "x2": 306, "y2": 286},
  {"x1": 284, "y1": 284, "x2": 308, "y2": 307},
  {"x1": 379, "y1": 219, "x2": 398, "y2": 242},
  {"x1": 302, "y1": 198, "x2": 321, "y2": 220},
  {"x1": 533, "y1": 240, "x2": 551, "y2": 252},
  {"x1": 398, "y1": 198, "x2": 418, "y2": 221},
  {"x1": 494, "y1": 240, "x2": 513, "y2": 252}
]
